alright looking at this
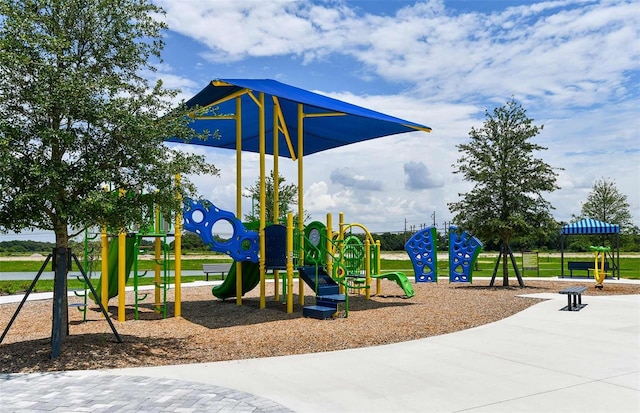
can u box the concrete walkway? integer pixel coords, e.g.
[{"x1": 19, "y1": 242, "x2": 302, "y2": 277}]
[{"x1": 1, "y1": 285, "x2": 639, "y2": 412}]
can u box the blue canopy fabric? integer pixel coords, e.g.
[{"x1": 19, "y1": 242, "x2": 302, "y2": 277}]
[
  {"x1": 560, "y1": 218, "x2": 620, "y2": 235},
  {"x1": 166, "y1": 79, "x2": 431, "y2": 157}
]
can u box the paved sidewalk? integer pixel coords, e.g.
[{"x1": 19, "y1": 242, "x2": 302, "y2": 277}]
[
  {"x1": 2, "y1": 290, "x2": 638, "y2": 412},
  {"x1": 0, "y1": 279, "x2": 640, "y2": 413},
  {"x1": 107, "y1": 293, "x2": 640, "y2": 412}
]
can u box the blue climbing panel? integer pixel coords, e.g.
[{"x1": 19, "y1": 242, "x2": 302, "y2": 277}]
[
  {"x1": 265, "y1": 224, "x2": 287, "y2": 269},
  {"x1": 404, "y1": 226, "x2": 438, "y2": 282},
  {"x1": 183, "y1": 198, "x2": 259, "y2": 262},
  {"x1": 448, "y1": 225, "x2": 483, "y2": 283}
]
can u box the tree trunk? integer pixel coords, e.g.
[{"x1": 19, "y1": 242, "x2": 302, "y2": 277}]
[
  {"x1": 502, "y1": 242, "x2": 510, "y2": 287},
  {"x1": 51, "y1": 226, "x2": 70, "y2": 358}
]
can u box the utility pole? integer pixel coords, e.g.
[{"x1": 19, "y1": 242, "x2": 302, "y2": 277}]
[
  {"x1": 404, "y1": 218, "x2": 407, "y2": 244},
  {"x1": 431, "y1": 211, "x2": 436, "y2": 227}
]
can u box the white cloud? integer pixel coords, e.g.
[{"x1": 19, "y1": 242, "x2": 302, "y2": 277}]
[
  {"x1": 162, "y1": 0, "x2": 638, "y2": 107},
  {"x1": 330, "y1": 167, "x2": 383, "y2": 190},
  {"x1": 156, "y1": 0, "x2": 640, "y2": 230},
  {"x1": 157, "y1": 0, "x2": 357, "y2": 62},
  {"x1": 404, "y1": 161, "x2": 444, "y2": 190}
]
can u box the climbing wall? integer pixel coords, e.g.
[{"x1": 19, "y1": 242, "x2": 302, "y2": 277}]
[
  {"x1": 183, "y1": 198, "x2": 259, "y2": 262},
  {"x1": 404, "y1": 226, "x2": 438, "y2": 282},
  {"x1": 448, "y1": 225, "x2": 483, "y2": 283}
]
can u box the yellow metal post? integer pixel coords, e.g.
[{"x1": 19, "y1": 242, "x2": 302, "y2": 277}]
[
  {"x1": 258, "y1": 92, "x2": 266, "y2": 309},
  {"x1": 154, "y1": 206, "x2": 161, "y2": 312},
  {"x1": 273, "y1": 97, "x2": 280, "y2": 302},
  {"x1": 326, "y1": 213, "x2": 333, "y2": 276},
  {"x1": 100, "y1": 186, "x2": 110, "y2": 312},
  {"x1": 297, "y1": 103, "x2": 305, "y2": 305},
  {"x1": 338, "y1": 212, "x2": 345, "y2": 295},
  {"x1": 101, "y1": 226, "x2": 109, "y2": 312},
  {"x1": 287, "y1": 213, "x2": 294, "y2": 313},
  {"x1": 154, "y1": 237, "x2": 161, "y2": 311},
  {"x1": 174, "y1": 174, "x2": 182, "y2": 318},
  {"x1": 117, "y1": 229, "x2": 125, "y2": 322},
  {"x1": 235, "y1": 96, "x2": 243, "y2": 306},
  {"x1": 365, "y1": 238, "x2": 371, "y2": 300},
  {"x1": 117, "y1": 188, "x2": 126, "y2": 322},
  {"x1": 376, "y1": 240, "x2": 382, "y2": 295}
]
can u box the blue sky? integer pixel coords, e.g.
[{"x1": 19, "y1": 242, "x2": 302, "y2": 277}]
[{"x1": 3, "y1": 0, "x2": 639, "y2": 242}]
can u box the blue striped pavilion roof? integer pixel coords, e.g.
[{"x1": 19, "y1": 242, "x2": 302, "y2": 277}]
[{"x1": 561, "y1": 218, "x2": 620, "y2": 235}]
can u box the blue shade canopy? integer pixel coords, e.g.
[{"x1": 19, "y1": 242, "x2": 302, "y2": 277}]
[
  {"x1": 561, "y1": 218, "x2": 620, "y2": 235},
  {"x1": 166, "y1": 79, "x2": 431, "y2": 158}
]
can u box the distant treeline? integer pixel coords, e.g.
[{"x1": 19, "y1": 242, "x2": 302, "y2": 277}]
[
  {"x1": 2, "y1": 227, "x2": 639, "y2": 255},
  {"x1": 0, "y1": 240, "x2": 57, "y2": 253}
]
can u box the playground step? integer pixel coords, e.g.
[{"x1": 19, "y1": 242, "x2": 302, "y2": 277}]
[
  {"x1": 316, "y1": 298, "x2": 338, "y2": 310},
  {"x1": 317, "y1": 285, "x2": 340, "y2": 296},
  {"x1": 317, "y1": 294, "x2": 346, "y2": 303},
  {"x1": 303, "y1": 305, "x2": 337, "y2": 320}
]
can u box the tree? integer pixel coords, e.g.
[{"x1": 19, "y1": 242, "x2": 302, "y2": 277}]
[
  {"x1": 173, "y1": 232, "x2": 208, "y2": 252},
  {"x1": 243, "y1": 170, "x2": 309, "y2": 224},
  {"x1": 448, "y1": 99, "x2": 560, "y2": 286},
  {"x1": 0, "y1": 0, "x2": 218, "y2": 356},
  {"x1": 376, "y1": 232, "x2": 406, "y2": 251},
  {"x1": 576, "y1": 177, "x2": 634, "y2": 232}
]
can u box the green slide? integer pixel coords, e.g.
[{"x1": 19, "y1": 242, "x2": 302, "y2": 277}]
[
  {"x1": 91, "y1": 238, "x2": 136, "y2": 303},
  {"x1": 371, "y1": 272, "x2": 415, "y2": 298},
  {"x1": 212, "y1": 261, "x2": 261, "y2": 300}
]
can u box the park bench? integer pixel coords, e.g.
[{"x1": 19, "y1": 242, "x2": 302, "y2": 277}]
[
  {"x1": 559, "y1": 285, "x2": 588, "y2": 311},
  {"x1": 567, "y1": 261, "x2": 609, "y2": 277},
  {"x1": 202, "y1": 263, "x2": 230, "y2": 281}
]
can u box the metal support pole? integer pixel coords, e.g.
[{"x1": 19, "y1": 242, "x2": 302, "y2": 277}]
[
  {"x1": 0, "y1": 255, "x2": 52, "y2": 344},
  {"x1": 489, "y1": 248, "x2": 502, "y2": 287},
  {"x1": 560, "y1": 234, "x2": 565, "y2": 278},
  {"x1": 507, "y1": 245, "x2": 525, "y2": 287}
]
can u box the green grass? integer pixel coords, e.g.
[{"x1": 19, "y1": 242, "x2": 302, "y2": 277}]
[
  {"x1": 1, "y1": 252, "x2": 638, "y2": 295},
  {"x1": 381, "y1": 254, "x2": 640, "y2": 279},
  {"x1": 0, "y1": 255, "x2": 233, "y2": 295},
  {"x1": 0, "y1": 257, "x2": 232, "y2": 273},
  {"x1": 0, "y1": 275, "x2": 214, "y2": 295}
]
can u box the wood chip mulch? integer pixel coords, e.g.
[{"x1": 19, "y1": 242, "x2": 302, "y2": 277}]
[{"x1": 1, "y1": 279, "x2": 638, "y2": 373}]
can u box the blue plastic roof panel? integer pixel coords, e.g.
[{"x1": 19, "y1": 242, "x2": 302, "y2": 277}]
[{"x1": 166, "y1": 79, "x2": 431, "y2": 158}]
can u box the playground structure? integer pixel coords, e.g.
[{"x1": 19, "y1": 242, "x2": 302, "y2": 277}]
[
  {"x1": 183, "y1": 199, "x2": 415, "y2": 319},
  {"x1": 294, "y1": 216, "x2": 417, "y2": 318},
  {"x1": 2, "y1": 77, "x2": 502, "y2": 357},
  {"x1": 63, "y1": 78, "x2": 433, "y2": 322},
  {"x1": 82, "y1": 188, "x2": 182, "y2": 322},
  {"x1": 68, "y1": 230, "x2": 102, "y2": 322},
  {"x1": 79, "y1": 79, "x2": 482, "y2": 316},
  {"x1": 165, "y1": 78, "x2": 432, "y2": 317},
  {"x1": 405, "y1": 225, "x2": 483, "y2": 283},
  {"x1": 590, "y1": 245, "x2": 611, "y2": 288},
  {"x1": 83, "y1": 192, "x2": 432, "y2": 322},
  {"x1": 57, "y1": 196, "x2": 483, "y2": 323},
  {"x1": 87, "y1": 195, "x2": 422, "y2": 321}
]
